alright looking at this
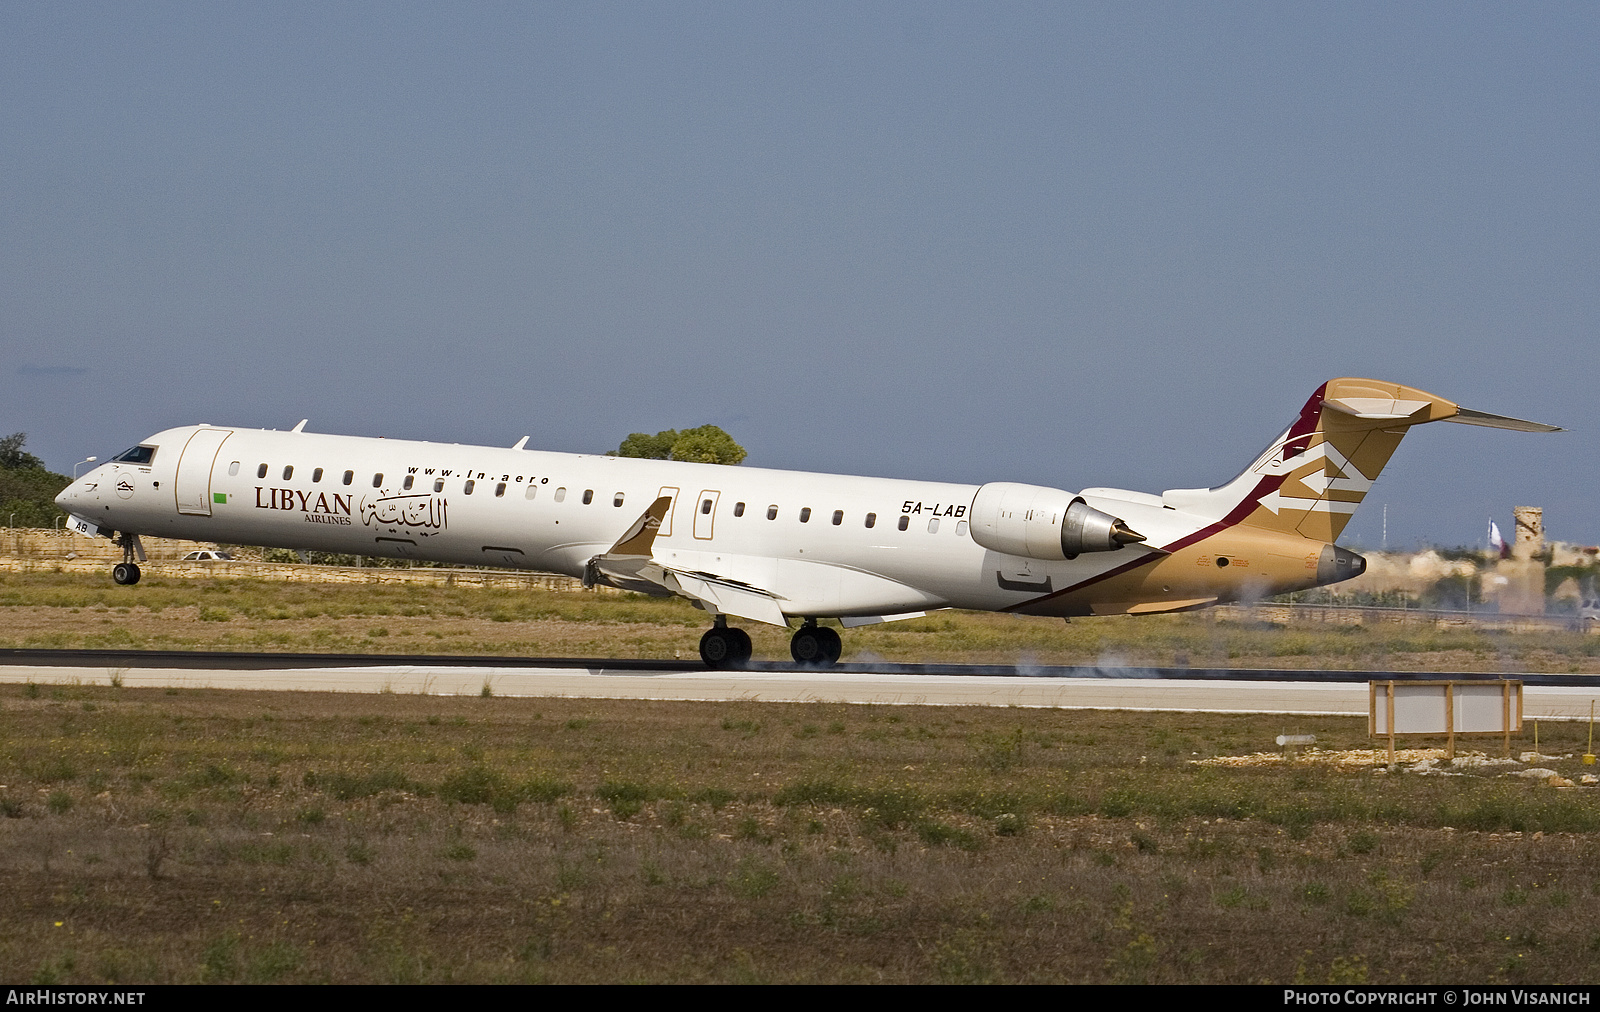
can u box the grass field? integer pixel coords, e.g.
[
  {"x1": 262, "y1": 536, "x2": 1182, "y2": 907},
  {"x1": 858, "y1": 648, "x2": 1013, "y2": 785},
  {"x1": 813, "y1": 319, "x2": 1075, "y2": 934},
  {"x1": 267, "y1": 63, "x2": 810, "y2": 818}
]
[
  {"x1": 4, "y1": 572, "x2": 1600, "y2": 672},
  {"x1": 3, "y1": 682, "x2": 1599, "y2": 984}
]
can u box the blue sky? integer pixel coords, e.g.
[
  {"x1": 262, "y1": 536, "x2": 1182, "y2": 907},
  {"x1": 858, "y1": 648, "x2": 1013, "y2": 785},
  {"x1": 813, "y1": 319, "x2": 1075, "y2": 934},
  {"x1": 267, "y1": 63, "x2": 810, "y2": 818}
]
[{"x1": 3, "y1": 3, "x2": 1594, "y2": 548}]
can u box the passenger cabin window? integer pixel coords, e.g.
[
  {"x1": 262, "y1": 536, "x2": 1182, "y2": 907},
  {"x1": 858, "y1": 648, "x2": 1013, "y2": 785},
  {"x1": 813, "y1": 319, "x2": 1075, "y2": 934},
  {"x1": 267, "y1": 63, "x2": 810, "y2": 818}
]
[
  {"x1": 434, "y1": 478, "x2": 445, "y2": 493},
  {"x1": 766, "y1": 505, "x2": 778, "y2": 520},
  {"x1": 831, "y1": 510, "x2": 843, "y2": 526},
  {"x1": 554, "y1": 487, "x2": 567, "y2": 503},
  {"x1": 524, "y1": 484, "x2": 537, "y2": 500},
  {"x1": 733, "y1": 502, "x2": 745, "y2": 517},
  {"x1": 865, "y1": 513, "x2": 876, "y2": 528},
  {"x1": 312, "y1": 468, "x2": 323, "y2": 482},
  {"x1": 372, "y1": 473, "x2": 383, "y2": 488},
  {"x1": 464, "y1": 480, "x2": 475, "y2": 494},
  {"x1": 342, "y1": 470, "x2": 354, "y2": 486},
  {"x1": 898, "y1": 516, "x2": 909, "y2": 531},
  {"x1": 613, "y1": 493, "x2": 624, "y2": 507},
  {"x1": 701, "y1": 498, "x2": 713, "y2": 514},
  {"x1": 257, "y1": 464, "x2": 268, "y2": 479},
  {"x1": 403, "y1": 475, "x2": 414, "y2": 490},
  {"x1": 956, "y1": 520, "x2": 969, "y2": 537},
  {"x1": 113, "y1": 445, "x2": 157, "y2": 465},
  {"x1": 282, "y1": 465, "x2": 293, "y2": 480},
  {"x1": 495, "y1": 483, "x2": 507, "y2": 497},
  {"x1": 799, "y1": 508, "x2": 811, "y2": 523},
  {"x1": 228, "y1": 461, "x2": 240, "y2": 477},
  {"x1": 927, "y1": 517, "x2": 940, "y2": 534},
  {"x1": 582, "y1": 489, "x2": 594, "y2": 505}
]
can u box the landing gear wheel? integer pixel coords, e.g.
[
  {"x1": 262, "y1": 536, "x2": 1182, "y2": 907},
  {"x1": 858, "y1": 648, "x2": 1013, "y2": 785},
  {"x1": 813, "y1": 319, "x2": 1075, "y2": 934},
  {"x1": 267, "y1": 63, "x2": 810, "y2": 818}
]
[
  {"x1": 790, "y1": 625, "x2": 842, "y2": 667},
  {"x1": 727, "y1": 628, "x2": 753, "y2": 667},
  {"x1": 815, "y1": 626, "x2": 842, "y2": 665},
  {"x1": 112, "y1": 562, "x2": 141, "y2": 586},
  {"x1": 700, "y1": 627, "x2": 742, "y2": 669}
]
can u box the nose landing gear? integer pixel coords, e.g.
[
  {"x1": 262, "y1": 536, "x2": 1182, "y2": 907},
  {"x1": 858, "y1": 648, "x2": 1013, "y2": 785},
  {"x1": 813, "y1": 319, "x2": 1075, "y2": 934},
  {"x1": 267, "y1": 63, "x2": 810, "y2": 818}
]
[{"x1": 110, "y1": 532, "x2": 145, "y2": 585}]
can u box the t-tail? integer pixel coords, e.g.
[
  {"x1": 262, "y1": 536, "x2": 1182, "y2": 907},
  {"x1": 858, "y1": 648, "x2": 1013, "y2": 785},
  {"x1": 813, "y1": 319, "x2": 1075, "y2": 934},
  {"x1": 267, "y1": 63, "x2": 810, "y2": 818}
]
[{"x1": 1162, "y1": 378, "x2": 1562, "y2": 543}]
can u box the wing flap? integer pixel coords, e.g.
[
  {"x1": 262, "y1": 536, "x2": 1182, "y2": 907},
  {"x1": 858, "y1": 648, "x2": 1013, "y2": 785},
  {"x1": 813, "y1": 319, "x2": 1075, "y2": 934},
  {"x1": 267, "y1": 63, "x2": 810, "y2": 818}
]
[{"x1": 660, "y1": 568, "x2": 789, "y2": 627}]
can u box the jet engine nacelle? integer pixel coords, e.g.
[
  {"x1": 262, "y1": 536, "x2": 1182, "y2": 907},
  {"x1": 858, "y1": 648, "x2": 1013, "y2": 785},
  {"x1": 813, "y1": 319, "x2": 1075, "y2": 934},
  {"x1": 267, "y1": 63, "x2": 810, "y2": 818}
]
[{"x1": 967, "y1": 482, "x2": 1146, "y2": 561}]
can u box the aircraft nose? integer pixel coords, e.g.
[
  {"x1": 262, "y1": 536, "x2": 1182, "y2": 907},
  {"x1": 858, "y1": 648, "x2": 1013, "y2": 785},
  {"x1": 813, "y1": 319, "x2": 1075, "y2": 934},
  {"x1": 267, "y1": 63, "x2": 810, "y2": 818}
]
[{"x1": 56, "y1": 473, "x2": 94, "y2": 509}]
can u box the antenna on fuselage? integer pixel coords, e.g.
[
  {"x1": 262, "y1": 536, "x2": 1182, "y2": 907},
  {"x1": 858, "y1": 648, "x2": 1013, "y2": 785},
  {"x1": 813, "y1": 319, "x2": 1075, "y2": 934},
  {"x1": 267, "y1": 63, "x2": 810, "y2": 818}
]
[
  {"x1": 291, "y1": 419, "x2": 308, "y2": 433},
  {"x1": 512, "y1": 436, "x2": 530, "y2": 450}
]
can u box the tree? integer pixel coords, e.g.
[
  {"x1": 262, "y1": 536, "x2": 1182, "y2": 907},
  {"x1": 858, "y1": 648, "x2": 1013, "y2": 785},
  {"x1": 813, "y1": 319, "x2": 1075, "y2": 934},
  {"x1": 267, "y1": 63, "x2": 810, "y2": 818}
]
[
  {"x1": 667, "y1": 425, "x2": 747, "y2": 465},
  {"x1": 609, "y1": 425, "x2": 747, "y2": 465},
  {"x1": 612, "y1": 429, "x2": 680, "y2": 460},
  {"x1": 0, "y1": 432, "x2": 70, "y2": 528},
  {"x1": 0, "y1": 432, "x2": 45, "y2": 471}
]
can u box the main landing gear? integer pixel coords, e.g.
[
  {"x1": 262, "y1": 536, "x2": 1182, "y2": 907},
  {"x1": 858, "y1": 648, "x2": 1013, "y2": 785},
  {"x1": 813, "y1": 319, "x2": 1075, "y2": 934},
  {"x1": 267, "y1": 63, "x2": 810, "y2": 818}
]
[
  {"x1": 697, "y1": 618, "x2": 846, "y2": 669},
  {"x1": 698, "y1": 617, "x2": 753, "y2": 669},
  {"x1": 110, "y1": 532, "x2": 143, "y2": 586},
  {"x1": 789, "y1": 620, "x2": 841, "y2": 668}
]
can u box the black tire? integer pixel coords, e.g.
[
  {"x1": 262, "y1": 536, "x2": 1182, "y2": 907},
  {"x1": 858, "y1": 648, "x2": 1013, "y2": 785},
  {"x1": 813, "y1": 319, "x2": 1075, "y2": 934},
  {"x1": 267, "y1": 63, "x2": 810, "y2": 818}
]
[
  {"x1": 727, "y1": 628, "x2": 753, "y2": 667},
  {"x1": 815, "y1": 626, "x2": 842, "y2": 665},
  {"x1": 699, "y1": 627, "x2": 736, "y2": 669},
  {"x1": 790, "y1": 627, "x2": 824, "y2": 666},
  {"x1": 112, "y1": 563, "x2": 141, "y2": 586}
]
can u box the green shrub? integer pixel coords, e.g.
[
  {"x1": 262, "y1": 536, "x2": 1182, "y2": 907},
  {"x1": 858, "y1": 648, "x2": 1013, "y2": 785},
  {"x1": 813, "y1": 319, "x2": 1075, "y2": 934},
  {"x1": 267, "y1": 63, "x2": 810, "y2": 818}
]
[
  {"x1": 596, "y1": 781, "x2": 670, "y2": 819},
  {"x1": 689, "y1": 787, "x2": 736, "y2": 811},
  {"x1": 305, "y1": 767, "x2": 417, "y2": 800},
  {"x1": 440, "y1": 766, "x2": 512, "y2": 808},
  {"x1": 521, "y1": 776, "x2": 573, "y2": 804},
  {"x1": 916, "y1": 820, "x2": 981, "y2": 851}
]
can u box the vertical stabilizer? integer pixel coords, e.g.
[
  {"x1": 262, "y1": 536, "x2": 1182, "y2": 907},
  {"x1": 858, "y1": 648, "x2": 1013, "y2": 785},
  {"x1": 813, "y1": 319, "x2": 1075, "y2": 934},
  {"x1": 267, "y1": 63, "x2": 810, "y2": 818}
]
[{"x1": 1162, "y1": 378, "x2": 1557, "y2": 543}]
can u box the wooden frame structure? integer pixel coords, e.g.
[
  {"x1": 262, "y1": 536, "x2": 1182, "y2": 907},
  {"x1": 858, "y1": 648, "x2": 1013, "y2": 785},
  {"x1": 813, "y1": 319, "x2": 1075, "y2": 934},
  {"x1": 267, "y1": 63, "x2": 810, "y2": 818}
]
[{"x1": 1369, "y1": 680, "x2": 1522, "y2": 761}]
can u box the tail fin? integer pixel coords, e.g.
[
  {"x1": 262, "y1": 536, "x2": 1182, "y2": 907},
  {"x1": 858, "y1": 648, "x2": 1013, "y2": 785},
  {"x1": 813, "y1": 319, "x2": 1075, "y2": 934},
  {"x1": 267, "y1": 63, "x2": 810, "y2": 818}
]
[{"x1": 1162, "y1": 378, "x2": 1560, "y2": 543}]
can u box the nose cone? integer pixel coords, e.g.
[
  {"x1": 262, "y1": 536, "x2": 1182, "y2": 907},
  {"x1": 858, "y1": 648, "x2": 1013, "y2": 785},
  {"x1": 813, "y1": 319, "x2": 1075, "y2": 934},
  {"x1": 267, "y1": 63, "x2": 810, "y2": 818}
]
[{"x1": 56, "y1": 470, "x2": 96, "y2": 511}]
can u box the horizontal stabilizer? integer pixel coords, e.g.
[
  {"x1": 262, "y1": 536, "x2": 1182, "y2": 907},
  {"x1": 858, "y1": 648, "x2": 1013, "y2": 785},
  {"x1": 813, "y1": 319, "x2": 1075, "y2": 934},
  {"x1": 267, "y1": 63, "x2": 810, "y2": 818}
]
[
  {"x1": 1323, "y1": 396, "x2": 1431, "y2": 420},
  {"x1": 1444, "y1": 407, "x2": 1563, "y2": 433}
]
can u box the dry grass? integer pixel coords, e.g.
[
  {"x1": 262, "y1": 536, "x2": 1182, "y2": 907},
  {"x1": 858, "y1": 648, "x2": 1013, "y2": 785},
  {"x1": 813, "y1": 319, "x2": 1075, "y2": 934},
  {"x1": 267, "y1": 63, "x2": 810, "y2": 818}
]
[
  {"x1": 3, "y1": 682, "x2": 1600, "y2": 983},
  {"x1": 4, "y1": 572, "x2": 1600, "y2": 672}
]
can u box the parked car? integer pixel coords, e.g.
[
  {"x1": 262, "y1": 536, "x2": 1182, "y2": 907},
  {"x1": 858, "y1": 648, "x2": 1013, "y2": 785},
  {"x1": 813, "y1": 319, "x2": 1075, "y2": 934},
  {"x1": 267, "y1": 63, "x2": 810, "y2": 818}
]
[{"x1": 180, "y1": 550, "x2": 234, "y2": 561}]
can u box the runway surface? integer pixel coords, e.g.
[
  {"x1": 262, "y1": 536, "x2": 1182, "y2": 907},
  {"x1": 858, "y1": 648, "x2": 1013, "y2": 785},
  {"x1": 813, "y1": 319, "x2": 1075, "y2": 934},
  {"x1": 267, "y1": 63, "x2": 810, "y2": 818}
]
[{"x1": 3, "y1": 649, "x2": 1599, "y2": 718}]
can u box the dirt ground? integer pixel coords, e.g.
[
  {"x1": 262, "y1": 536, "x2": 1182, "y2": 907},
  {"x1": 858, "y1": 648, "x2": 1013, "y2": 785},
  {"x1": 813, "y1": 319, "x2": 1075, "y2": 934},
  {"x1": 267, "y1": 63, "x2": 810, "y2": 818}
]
[{"x1": 3, "y1": 684, "x2": 1599, "y2": 984}]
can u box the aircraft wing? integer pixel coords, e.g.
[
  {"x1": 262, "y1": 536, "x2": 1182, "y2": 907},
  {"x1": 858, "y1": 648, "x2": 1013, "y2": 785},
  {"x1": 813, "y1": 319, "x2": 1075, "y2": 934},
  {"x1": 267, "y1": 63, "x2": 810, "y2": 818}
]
[
  {"x1": 584, "y1": 496, "x2": 790, "y2": 626},
  {"x1": 583, "y1": 495, "x2": 676, "y2": 594},
  {"x1": 585, "y1": 497, "x2": 937, "y2": 627},
  {"x1": 647, "y1": 565, "x2": 789, "y2": 626}
]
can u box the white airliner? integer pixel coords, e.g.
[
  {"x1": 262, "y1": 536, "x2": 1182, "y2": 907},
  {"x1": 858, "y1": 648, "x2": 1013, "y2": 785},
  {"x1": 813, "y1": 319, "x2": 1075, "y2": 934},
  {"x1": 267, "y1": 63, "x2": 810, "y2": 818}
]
[{"x1": 56, "y1": 378, "x2": 1558, "y2": 668}]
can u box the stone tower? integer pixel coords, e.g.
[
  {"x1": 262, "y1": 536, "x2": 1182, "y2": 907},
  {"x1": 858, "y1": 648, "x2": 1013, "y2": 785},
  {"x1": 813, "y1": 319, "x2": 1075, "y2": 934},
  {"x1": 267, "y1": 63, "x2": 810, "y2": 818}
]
[{"x1": 1512, "y1": 506, "x2": 1544, "y2": 561}]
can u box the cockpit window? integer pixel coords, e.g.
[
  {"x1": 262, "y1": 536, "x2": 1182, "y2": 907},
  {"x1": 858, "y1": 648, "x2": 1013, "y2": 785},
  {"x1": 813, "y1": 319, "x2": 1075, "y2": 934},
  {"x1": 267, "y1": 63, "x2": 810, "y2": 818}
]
[{"x1": 112, "y1": 445, "x2": 157, "y2": 465}]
